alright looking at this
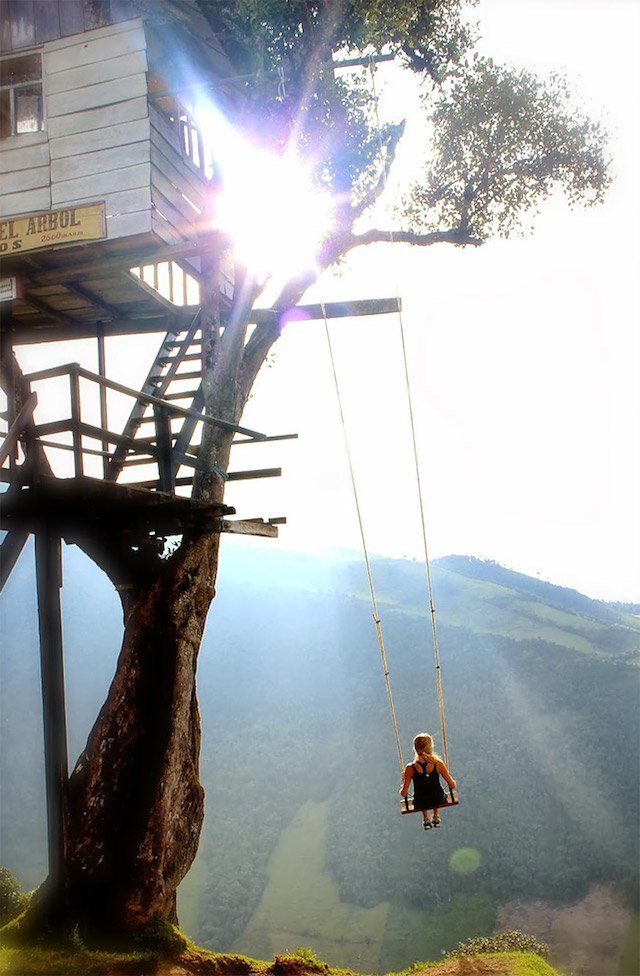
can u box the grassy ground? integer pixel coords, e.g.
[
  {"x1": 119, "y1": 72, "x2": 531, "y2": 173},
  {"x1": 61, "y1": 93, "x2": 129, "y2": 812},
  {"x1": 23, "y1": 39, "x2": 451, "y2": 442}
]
[
  {"x1": 0, "y1": 946, "x2": 565, "y2": 976},
  {"x1": 233, "y1": 801, "x2": 498, "y2": 974},
  {"x1": 618, "y1": 912, "x2": 639, "y2": 976}
]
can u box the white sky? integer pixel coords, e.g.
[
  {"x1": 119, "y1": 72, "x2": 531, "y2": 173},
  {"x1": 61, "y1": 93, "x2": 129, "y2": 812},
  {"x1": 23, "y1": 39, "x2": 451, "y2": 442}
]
[
  {"x1": 237, "y1": 0, "x2": 640, "y2": 603},
  {"x1": 14, "y1": 0, "x2": 640, "y2": 603}
]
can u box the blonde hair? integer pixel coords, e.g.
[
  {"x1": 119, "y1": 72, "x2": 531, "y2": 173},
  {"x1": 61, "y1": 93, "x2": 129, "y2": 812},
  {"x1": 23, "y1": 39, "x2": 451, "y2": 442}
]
[{"x1": 413, "y1": 733, "x2": 442, "y2": 764}]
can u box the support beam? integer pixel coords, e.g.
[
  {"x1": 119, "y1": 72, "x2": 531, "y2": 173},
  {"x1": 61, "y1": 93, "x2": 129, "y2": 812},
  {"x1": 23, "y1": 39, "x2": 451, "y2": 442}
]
[
  {"x1": 34, "y1": 529, "x2": 69, "y2": 893},
  {"x1": 0, "y1": 529, "x2": 29, "y2": 593}
]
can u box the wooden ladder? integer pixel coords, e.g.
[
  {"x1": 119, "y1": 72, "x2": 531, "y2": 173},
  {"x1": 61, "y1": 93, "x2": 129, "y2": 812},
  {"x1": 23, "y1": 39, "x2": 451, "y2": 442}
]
[{"x1": 106, "y1": 311, "x2": 205, "y2": 487}]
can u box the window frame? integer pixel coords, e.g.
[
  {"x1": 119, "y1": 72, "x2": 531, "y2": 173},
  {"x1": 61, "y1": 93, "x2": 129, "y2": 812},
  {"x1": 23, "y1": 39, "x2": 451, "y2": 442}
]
[{"x1": 0, "y1": 50, "x2": 45, "y2": 140}]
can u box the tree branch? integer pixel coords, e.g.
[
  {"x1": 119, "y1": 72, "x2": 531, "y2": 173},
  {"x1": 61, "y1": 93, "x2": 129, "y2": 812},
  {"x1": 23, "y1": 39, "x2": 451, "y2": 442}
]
[
  {"x1": 238, "y1": 222, "x2": 480, "y2": 396},
  {"x1": 347, "y1": 227, "x2": 482, "y2": 248},
  {"x1": 351, "y1": 120, "x2": 406, "y2": 220}
]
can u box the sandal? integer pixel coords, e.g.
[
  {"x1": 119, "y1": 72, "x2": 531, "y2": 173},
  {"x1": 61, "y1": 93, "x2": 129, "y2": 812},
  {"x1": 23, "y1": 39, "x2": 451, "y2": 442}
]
[
  {"x1": 432, "y1": 817, "x2": 441, "y2": 827},
  {"x1": 423, "y1": 818, "x2": 432, "y2": 830}
]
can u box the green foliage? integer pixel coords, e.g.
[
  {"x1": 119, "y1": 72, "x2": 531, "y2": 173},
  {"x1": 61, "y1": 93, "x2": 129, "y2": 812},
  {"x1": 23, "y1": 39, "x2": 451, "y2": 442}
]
[
  {"x1": 403, "y1": 56, "x2": 610, "y2": 240},
  {"x1": 0, "y1": 868, "x2": 29, "y2": 927},
  {"x1": 195, "y1": 1, "x2": 608, "y2": 246},
  {"x1": 446, "y1": 929, "x2": 549, "y2": 959},
  {"x1": 279, "y1": 946, "x2": 330, "y2": 971}
]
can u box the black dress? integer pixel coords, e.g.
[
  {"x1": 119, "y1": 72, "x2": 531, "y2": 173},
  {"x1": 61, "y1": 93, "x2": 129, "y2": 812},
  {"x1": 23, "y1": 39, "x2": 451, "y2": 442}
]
[{"x1": 411, "y1": 761, "x2": 445, "y2": 810}]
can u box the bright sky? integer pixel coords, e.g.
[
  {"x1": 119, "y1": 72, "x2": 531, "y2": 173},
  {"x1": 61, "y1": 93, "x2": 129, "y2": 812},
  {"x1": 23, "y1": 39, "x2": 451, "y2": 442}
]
[
  {"x1": 234, "y1": 0, "x2": 640, "y2": 603},
  {"x1": 14, "y1": 0, "x2": 639, "y2": 603}
]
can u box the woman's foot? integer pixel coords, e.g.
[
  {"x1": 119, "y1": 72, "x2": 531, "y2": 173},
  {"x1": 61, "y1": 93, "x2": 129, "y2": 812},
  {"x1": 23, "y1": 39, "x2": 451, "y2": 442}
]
[
  {"x1": 423, "y1": 818, "x2": 432, "y2": 829},
  {"x1": 432, "y1": 816, "x2": 441, "y2": 827}
]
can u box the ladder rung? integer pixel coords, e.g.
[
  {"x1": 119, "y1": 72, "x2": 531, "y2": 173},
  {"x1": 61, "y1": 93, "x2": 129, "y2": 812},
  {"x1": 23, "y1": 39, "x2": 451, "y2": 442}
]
[
  {"x1": 166, "y1": 370, "x2": 202, "y2": 381},
  {"x1": 164, "y1": 340, "x2": 202, "y2": 349},
  {"x1": 163, "y1": 390, "x2": 199, "y2": 401},
  {"x1": 157, "y1": 353, "x2": 202, "y2": 365}
]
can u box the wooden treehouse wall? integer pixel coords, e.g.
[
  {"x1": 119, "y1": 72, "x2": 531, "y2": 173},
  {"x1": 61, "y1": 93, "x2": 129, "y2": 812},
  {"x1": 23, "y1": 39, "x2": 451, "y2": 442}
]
[{"x1": 1, "y1": 1, "x2": 217, "y2": 249}]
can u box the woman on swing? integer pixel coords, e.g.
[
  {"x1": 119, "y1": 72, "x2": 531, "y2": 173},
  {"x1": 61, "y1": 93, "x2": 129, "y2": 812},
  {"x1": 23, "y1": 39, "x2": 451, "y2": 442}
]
[{"x1": 400, "y1": 733, "x2": 457, "y2": 830}]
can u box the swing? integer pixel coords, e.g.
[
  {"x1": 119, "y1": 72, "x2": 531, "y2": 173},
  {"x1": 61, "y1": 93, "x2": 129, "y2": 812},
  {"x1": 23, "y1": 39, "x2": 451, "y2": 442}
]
[
  {"x1": 320, "y1": 58, "x2": 458, "y2": 820},
  {"x1": 322, "y1": 299, "x2": 459, "y2": 819}
]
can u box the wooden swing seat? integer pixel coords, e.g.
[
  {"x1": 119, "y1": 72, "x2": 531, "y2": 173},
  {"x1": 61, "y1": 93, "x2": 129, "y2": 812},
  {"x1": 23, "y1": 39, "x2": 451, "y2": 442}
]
[{"x1": 400, "y1": 789, "x2": 459, "y2": 814}]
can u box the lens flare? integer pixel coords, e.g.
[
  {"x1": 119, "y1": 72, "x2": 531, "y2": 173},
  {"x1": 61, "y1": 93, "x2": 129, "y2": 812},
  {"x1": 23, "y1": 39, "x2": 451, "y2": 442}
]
[
  {"x1": 449, "y1": 847, "x2": 482, "y2": 875},
  {"x1": 194, "y1": 102, "x2": 333, "y2": 283}
]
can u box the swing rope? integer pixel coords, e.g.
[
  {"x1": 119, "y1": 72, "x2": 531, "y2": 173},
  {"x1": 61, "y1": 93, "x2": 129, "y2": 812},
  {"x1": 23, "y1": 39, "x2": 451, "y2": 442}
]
[
  {"x1": 368, "y1": 59, "x2": 450, "y2": 768},
  {"x1": 321, "y1": 301, "x2": 405, "y2": 778}
]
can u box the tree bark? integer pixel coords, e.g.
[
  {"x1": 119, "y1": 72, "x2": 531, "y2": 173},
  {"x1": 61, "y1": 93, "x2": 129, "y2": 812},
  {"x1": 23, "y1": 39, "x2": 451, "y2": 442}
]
[{"x1": 22, "y1": 529, "x2": 220, "y2": 943}]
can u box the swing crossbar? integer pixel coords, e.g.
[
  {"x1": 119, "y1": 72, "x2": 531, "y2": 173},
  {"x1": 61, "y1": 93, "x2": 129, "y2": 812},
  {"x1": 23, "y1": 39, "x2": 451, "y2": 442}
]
[{"x1": 400, "y1": 789, "x2": 459, "y2": 815}]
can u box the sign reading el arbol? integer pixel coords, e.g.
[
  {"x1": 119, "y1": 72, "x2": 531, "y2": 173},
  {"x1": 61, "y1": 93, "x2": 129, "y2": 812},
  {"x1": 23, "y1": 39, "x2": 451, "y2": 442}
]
[{"x1": 0, "y1": 202, "x2": 107, "y2": 254}]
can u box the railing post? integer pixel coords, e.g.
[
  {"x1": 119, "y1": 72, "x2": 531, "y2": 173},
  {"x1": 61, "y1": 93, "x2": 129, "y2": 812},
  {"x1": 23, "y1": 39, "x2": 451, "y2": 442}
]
[
  {"x1": 96, "y1": 325, "x2": 109, "y2": 479},
  {"x1": 69, "y1": 365, "x2": 83, "y2": 477}
]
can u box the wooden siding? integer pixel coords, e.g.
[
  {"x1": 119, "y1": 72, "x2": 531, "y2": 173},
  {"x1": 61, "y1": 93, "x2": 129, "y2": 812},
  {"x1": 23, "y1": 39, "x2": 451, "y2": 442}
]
[
  {"x1": 149, "y1": 103, "x2": 212, "y2": 245},
  {"x1": 0, "y1": 18, "x2": 152, "y2": 233},
  {"x1": 0, "y1": 136, "x2": 51, "y2": 216},
  {"x1": 1, "y1": 10, "x2": 221, "y2": 245},
  {"x1": 0, "y1": 0, "x2": 138, "y2": 52}
]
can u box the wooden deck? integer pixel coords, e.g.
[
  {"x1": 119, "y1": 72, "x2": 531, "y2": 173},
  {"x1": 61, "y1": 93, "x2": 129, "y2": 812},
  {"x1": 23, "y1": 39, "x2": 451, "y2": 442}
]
[{"x1": 0, "y1": 474, "x2": 234, "y2": 541}]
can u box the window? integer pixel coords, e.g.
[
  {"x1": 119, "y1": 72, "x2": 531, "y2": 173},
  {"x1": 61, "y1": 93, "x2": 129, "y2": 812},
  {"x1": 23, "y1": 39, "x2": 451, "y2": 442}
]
[{"x1": 0, "y1": 53, "x2": 44, "y2": 139}]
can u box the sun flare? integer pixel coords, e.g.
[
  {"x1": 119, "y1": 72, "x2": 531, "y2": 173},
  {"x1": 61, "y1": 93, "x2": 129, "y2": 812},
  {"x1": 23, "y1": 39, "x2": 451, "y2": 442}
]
[
  {"x1": 195, "y1": 103, "x2": 334, "y2": 283},
  {"x1": 216, "y1": 147, "x2": 333, "y2": 283}
]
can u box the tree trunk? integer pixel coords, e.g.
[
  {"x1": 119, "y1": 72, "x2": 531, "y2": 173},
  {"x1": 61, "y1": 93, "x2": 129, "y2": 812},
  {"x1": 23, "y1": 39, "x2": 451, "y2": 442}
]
[{"x1": 23, "y1": 528, "x2": 221, "y2": 944}]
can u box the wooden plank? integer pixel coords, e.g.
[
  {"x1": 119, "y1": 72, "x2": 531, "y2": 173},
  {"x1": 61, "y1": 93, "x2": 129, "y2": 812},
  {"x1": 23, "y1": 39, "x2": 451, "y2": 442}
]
[
  {"x1": 0, "y1": 186, "x2": 51, "y2": 218},
  {"x1": 51, "y1": 141, "x2": 149, "y2": 182},
  {"x1": 150, "y1": 139, "x2": 209, "y2": 213},
  {"x1": 151, "y1": 212, "x2": 187, "y2": 247},
  {"x1": 34, "y1": 0, "x2": 61, "y2": 43},
  {"x1": 110, "y1": 0, "x2": 136, "y2": 22},
  {"x1": 1, "y1": 164, "x2": 51, "y2": 194},
  {"x1": 46, "y1": 49, "x2": 148, "y2": 96},
  {"x1": 59, "y1": 0, "x2": 85, "y2": 37},
  {"x1": 83, "y1": 0, "x2": 111, "y2": 31},
  {"x1": 51, "y1": 161, "x2": 150, "y2": 206},
  {"x1": 50, "y1": 116, "x2": 150, "y2": 159},
  {"x1": 47, "y1": 73, "x2": 148, "y2": 118},
  {"x1": 106, "y1": 209, "x2": 152, "y2": 240},
  {"x1": 0, "y1": 138, "x2": 50, "y2": 174},
  {"x1": 251, "y1": 297, "x2": 403, "y2": 324},
  {"x1": 47, "y1": 96, "x2": 148, "y2": 139},
  {"x1": 45, "y1": 22, "x2": 145, "y2": 69},
  {"x1": 0, "y1": 529, "x2": 29, "y2": 593},
  {"x1": 221, "y1": 519, "x2": 278, "y2": 539},
  {"x1": 149, "y1": 104, "x2": 181, "y2": 154},
  {"x1": 19, "y1": 241, "x2": 205, "y2": 285},
  {"x1": 152, "y1": 168, "x2": 202, "y2": 225},
  {"x1": 0, "y1": 0, "x2": 12, "y2": 52},
  {"x1": 9, "y1": 0, "x2": 35, "y2": 49},
  {"x1": 0, "y1": 390, "x2": 37, "y2": 467},
  {"x1": 52, "y1": 185, "x2": 152, "y2": 220},
  {"x1": 225, "y1": 467, "x2": 281, "y2": 482}
]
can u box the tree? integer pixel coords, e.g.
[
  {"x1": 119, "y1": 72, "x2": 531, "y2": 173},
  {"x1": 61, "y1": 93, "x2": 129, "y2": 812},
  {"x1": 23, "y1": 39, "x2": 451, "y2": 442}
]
[{"x1": 17, "y1": 0, "x2": 609, "y2": 944}]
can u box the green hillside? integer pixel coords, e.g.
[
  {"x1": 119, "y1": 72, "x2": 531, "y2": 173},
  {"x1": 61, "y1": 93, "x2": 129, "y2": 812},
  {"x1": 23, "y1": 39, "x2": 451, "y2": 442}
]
[{"x1": 1, "y1": 544, "x2": 638, "y2": 975}]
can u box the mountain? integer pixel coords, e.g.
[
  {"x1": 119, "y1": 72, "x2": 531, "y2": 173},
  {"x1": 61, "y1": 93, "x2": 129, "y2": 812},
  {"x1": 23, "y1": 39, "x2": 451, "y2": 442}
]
[{"x1": 1, "y1": 541, "x2": 638, "y2": 976}]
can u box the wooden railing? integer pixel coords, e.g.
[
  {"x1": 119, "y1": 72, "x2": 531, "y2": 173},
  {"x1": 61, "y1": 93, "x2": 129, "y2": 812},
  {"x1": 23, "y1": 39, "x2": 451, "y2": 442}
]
[{"x1": 14, "y1": 362, "x2": 286, "y2": 495}]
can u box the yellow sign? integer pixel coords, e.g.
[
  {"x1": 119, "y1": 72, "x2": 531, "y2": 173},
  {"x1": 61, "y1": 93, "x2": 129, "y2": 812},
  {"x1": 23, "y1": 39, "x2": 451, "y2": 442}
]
[{"x1": 0, "y1": 203, "x2": 106, "y2": 255}]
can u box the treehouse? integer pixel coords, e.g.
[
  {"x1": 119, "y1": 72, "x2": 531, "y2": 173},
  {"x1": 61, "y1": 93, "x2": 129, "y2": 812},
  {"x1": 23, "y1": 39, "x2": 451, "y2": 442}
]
[
  {"x1": 0, "y1": 0, "x2": 242, "y2": 344},
  {"x1": 0, "y1": 0, "x2": 301, "y2": 538}
]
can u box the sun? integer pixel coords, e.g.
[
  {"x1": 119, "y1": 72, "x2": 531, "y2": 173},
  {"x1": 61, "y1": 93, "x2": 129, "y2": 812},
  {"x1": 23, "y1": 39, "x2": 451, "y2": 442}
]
[
  {"x1": 216, "y1": 144, "x2": 333, "y2": 284},
  {"x1": 195, "y1": 103, "x2": 334, "y2": 285}
]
